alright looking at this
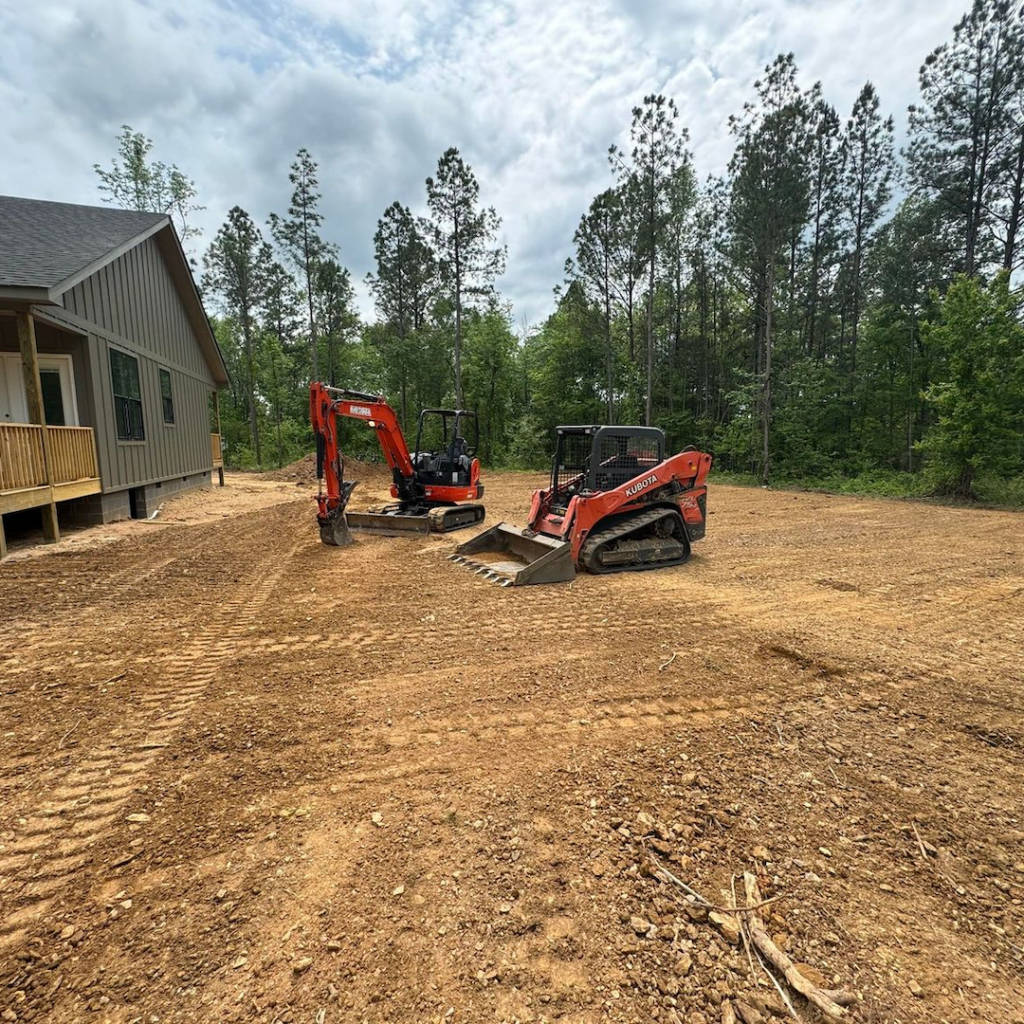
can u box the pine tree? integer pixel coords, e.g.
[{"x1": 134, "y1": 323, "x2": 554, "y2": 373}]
[
  {"x1": 610, "y1": 96, "x2": 693, "y2": 425},
  {"x1": 728, "y1": 55, "x2": 813, "y2": 482},
  {"x1": 841, "y1": 83, "x2": 895, "y2": 401},
  {"x1": 203, "y1": 208, "x2": 273, "y2": 464},
  {"x1": 906, "y1": 0, "x2": 1024, "y2": 277},
  {"x1": 367, "y1": 202, "x2": 437, "y2": 426},
  {"x1": 270, "y1": 149, "x2": 337, "y2": 381},
  {"x1": 424, "y1": 148, "x2": 506, "y2": 407},
  {"x1": 804, "y1": 100, "x2": 843, "y2": 360},
  {"x1": 314, "y1": 258, "x2": 359, "y2": 388},
  {"x1": 573, "y1": 189, "x2": 621, "y2": 422}
]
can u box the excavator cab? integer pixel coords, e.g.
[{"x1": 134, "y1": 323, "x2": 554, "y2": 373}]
[{"x1": 412, "y1": 409, "x2": 480, "y2": 489}]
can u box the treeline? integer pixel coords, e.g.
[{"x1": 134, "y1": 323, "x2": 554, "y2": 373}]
[{"x1": 96, "y1": 0, "x2": 1024, "y2": 500}]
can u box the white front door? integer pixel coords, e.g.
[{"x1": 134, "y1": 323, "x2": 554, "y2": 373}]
[{"x1": 0, "y1": 354, "x2": 79, "y2": 426}]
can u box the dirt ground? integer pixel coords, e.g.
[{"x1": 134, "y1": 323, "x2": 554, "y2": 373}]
[{"x1": 1, "y1": 468, "x2": 1023, "y2": 1024}]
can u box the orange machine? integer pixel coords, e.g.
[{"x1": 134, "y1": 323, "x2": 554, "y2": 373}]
[
  {"x1": 309, "y1": 382, "x2": 485, "y2": 546},
  {"x1": 452, "y1": 424, "x2": 711, "y2": 585}
]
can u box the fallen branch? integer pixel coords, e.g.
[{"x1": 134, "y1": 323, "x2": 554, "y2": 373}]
[
  {"x1": 658, "y1": 652, "x2": 677, "y2": 672},
  {"x1": 647, "y1": 852, "x2": 787, "y2": 913},
  {"x1": 911, "y1": 821, "x2": 929, "y2": 861},
  {"x1": 58, "y1": 719, "x2": 82, "y2": 749},
  {"x1": 96, "y1": 671, "x2": 126, "y2": 687},
  {"x1": 742, "y1": 873, "x2": 855, "y2": 1019}
]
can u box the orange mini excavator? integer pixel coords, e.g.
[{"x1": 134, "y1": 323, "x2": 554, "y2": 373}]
[
  {"x1": 309, "y1": 382, "x2": 486, "y2": 546},
  {"x1": 451, "y1": 424, "x2": 711, "y2": 585}
]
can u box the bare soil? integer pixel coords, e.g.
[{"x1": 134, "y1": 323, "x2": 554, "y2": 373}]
[{"x1": 1, "y1": 470, "x2": 1023, "y2": 1023}]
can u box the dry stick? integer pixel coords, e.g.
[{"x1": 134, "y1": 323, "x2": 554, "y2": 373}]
[
  {"x1": 58, "y1": 719, "x2": 82, "y2": 750},
  {"x1": 733, "y1": 872, "x2": 802, "y2": 1022},
  {"x1": 97, "y1": 671, "x2": 126, "y2": 687},
  {"x1": 911, "y1": 821, "x2": 930, "y2": 861},
  {"x1": 658, "y1": 651, "x2": 677, "y2": 672},
  {"x1": 649, "y1": 853, "x2": 786, "y2": 913},
  {"x1": 742, "y1": 872, "x2": 855, "y2": 1019}
]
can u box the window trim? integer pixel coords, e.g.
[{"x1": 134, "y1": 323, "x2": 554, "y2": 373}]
[
  {"x1": 109, "y1": 347, "x2": 145, "y2": 443},
  {"x1": 159, "y1": 367, "x2": 176, "y2": 426}
]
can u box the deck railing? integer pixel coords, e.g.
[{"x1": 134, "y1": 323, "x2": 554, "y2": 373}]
[
  {"x1": 0, "y1": 423, "x2": 99, "y2": 492},
  {"x1": 0, "y1": 424, "x2": 47, "y2": 491},
  {"x1": 211, "y1": 432, "x2": 223, "y2": 467},
  {"x1": 48, "y1": 426, "x2": 100, "y2": 484}
]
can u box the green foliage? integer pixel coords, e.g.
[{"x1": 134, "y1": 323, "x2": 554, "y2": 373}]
[
  {"x1": 424, "y1": 148, "x2": 507, "y2": 406},
  {"x1": 94, "y1": 125, "x2": 204, "y2": 248},
  {"x1": 918, "y1": 273, "x2": 1024, "y2": 497}
]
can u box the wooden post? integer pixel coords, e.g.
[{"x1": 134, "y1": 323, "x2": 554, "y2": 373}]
[
  {"x1": 213, "y1": 389, "x2": 224, "y2": 487},
  {"x1": 16, "y1": 312, "x2": 60, "y2": 543},
  {"x1": 0, "y1": 515, "x2": 7, "y2": 559}
]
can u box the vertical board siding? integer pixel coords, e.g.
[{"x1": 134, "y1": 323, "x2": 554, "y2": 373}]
[{"x1": 61, "y1": 235, "x2": 217, "y2": 492}]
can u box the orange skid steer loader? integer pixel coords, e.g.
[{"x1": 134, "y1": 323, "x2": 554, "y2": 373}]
[{"x1": 452, "y1": 424, "x2": 711, "y2": 585}]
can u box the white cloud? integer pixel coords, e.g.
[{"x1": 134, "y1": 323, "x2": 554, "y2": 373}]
[{"x1": 0, "y1": 0, "x2": 967, "y2": 327}]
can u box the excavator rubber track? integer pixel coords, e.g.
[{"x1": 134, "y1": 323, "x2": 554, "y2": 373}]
[
  {"x1": 346, "y1": 503, "x2": 485, "y2": 537},
  {"x1": 579, "y1": 506, "x2": 690, "y2": 574}
]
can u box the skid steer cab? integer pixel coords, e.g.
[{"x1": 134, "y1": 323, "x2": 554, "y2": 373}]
[
  {"x1": 452, "y1": 424, "x2": 711, "y2": 585},
  {"x1": 309, "y1": 382, "x2": 486, "y2": 546}
]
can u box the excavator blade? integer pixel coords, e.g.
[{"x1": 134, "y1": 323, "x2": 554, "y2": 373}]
[
  {"x1": 345, "y1": 509, "x2": 433, "y2": 536},
  {"x1": 449, "y1": 522, "x2": 575, "y2": 586},
  {"x1": 347, "y1": 503, "x2": 485, "y2": 536}
]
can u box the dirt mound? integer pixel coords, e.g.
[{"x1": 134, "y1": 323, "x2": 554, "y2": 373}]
[{"x1": 260, "y1": 451, "x2": 391, "y2": 484}]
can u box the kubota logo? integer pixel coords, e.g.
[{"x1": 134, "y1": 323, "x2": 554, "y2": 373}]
[
  {"x1": 350, "y1": 405, "x2": 372, "y2": 416},
  {"x1": 625, "y1": 473, "x2": 658, "y2": 497}
]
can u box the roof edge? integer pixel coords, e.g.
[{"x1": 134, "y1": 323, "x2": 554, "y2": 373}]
[
  {"x1": 152, "y1": 226, "x2": 230, "y2": 387},
  {"x1": 50, "y1": 218, "x2": 170, "y2": 297},
  {"x1": 0, "y1": 285, "x2": 58, "y2": 308}
]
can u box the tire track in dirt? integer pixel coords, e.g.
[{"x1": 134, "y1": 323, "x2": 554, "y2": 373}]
[
  {"x1": 341, "y1": 685, "x2": 842, "y2": 760},
  {"x1": 0, "y1": 529, "x2": 303, "y2": 951}
]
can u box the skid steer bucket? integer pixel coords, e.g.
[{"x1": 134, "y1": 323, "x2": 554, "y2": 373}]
[{"x1": 450, "y1": 522, "x2": 575, "y2": 586}]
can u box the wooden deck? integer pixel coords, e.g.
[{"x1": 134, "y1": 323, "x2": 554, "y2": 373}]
[{"x1": 0, "y1": 423, "x2": 101, "y2": 516}]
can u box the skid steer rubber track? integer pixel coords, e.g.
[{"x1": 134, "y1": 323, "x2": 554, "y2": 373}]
[{"x1": 579, "y1": 507, "x2": 690, "y2": 574}]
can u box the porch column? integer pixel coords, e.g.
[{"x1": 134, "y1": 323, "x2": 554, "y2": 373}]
[
  {"x1": 16, "y1": 311, "x2": 60, "y2": 543},
  {"x1": 213, "y1": 389, "x2": 224, "y2": 487}
]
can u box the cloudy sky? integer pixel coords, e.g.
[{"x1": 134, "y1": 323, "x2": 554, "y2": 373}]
[{"x1": 1, "y1": 0, "x2": 966, "y2": 326}]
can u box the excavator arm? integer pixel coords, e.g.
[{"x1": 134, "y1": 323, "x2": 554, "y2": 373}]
[{"x1": 309, "y1": 382, "x2": 416, "y2": 546}]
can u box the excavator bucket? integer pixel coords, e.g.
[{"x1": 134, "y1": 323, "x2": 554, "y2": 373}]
[{"x1": 449, "y1": 522, "x2": 575, "y2": 586}]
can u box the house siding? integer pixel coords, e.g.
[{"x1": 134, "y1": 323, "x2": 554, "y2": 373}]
[{"x1": 58, "y1": 236, "x2": 216, "y2": 493}]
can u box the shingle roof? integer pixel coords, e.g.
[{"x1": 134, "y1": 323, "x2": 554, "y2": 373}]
[{"x1": 0, "y1": 195, "x2": 167, "y2": 290}]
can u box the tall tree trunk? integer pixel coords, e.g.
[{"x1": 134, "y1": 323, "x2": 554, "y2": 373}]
[
  {"x1": 453, "y1": 212, "x2": 463, "y2": 408},
  {"x1": 605, "y1": 257, "x2": 614, "y2": 424},
  {"x1": 243, "y1": 315, "x2": 260, "y2": 466},
  {"x1": 761, "y1": 265, "x2": 774, "y2": 485},
  {"x1": 1004, "y1": 125, "x2": 1024, "y2": 271}
]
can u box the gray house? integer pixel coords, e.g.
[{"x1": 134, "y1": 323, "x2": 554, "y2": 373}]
[{"x1": 0, "y1": 196, "x2": 228, "y2": 556}]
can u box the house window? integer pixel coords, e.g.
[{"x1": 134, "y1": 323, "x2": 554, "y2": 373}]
[
  {"x1": 109, "y1": 349, "x2": 144, "y2": 441},
  {"x1": 159, "y1": 368, "x2": 175, "y2": 424}
]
